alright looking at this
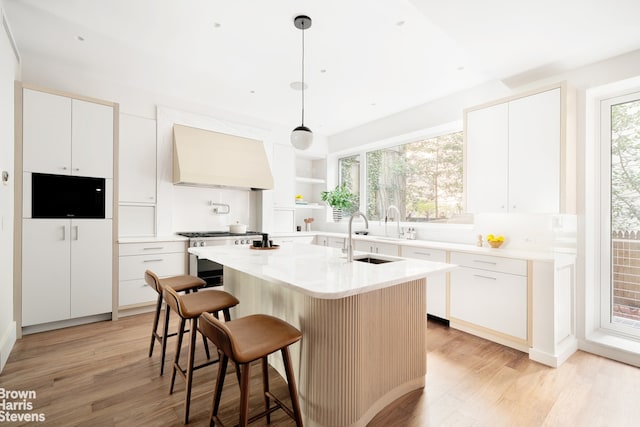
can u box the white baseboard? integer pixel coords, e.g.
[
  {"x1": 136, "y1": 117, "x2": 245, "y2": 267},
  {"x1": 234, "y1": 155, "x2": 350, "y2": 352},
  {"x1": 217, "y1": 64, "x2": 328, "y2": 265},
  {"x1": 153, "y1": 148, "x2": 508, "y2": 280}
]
[
  {"x1": 0, "y1": 320, "x2": 17, "y2": 374},
  {"x1": 529, "y1": 338, "x2": 578, "y2": 368}
]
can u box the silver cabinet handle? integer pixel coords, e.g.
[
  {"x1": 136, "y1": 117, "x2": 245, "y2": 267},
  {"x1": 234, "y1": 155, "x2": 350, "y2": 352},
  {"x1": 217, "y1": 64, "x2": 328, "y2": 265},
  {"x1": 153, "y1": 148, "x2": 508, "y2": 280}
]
[
  {"x1": 61, "y1": 225, "x2": 66, "y2": 241},
  {"x1": 414, "y1": 251, "x2": 432, "y2": 256},
  {"x1": 73, "y1": 225, "x2": 79, "y2": 241},
  {"x1": 143, "y1": 247, "x2": 164, "y2": 251},
  {"x1": 60, "y1": 166, "x2": 68, "y2": 171},
  {"x1": 473, "y1": 260, "x2": 497, "y2": 265},
  {"x1": 143, "y1": 259, "x2": 163, "y2": 263},
  {"x1": 474, "y1": 274, "x2": 497, "y2": 280}
]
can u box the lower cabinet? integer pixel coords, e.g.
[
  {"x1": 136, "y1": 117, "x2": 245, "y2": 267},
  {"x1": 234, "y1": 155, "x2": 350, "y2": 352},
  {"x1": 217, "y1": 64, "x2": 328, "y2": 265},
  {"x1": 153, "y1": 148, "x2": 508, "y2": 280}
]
[
  {"x1": 22, "y1": 219, "x2": 112, "y2": 327},
  {"x1": 401, "y1": 246, "x2": 448, "y2": 319},
  {"x1": 354, "y1": 240, "x2": 399, "y2": 256},
  {"x1": 118, "y1": 240, "x2": 187, "y2": 308},
  {"x1": 449, "y1": 251, "x2": 529, "y2": 345},
  {"x1": 314, "y1": 235, "x2": 345, "y2": 248}
]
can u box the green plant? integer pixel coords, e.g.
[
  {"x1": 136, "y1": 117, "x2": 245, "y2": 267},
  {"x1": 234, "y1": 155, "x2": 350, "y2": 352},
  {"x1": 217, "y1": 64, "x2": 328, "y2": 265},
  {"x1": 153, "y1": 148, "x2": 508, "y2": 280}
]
[{"x1": 321, "y1": 183, "x2": 356, "y2": 210}]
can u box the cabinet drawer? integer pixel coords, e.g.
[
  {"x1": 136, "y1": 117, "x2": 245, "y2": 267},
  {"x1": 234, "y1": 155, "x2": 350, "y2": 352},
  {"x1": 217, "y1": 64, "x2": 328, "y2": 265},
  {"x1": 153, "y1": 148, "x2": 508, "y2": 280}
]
[
  {"x1": 119, "y1": 278, "x2": 156, "y2": 307},
  {"x1": 400, "y1": 246, "x2": 446, "y2": 262},
  {"x1": 119, "y1": 252, "x2": 186, "y2": 281},
  {"x1": 327, "y1": 237, "x2": 345, "y2": 248},
  {"x1": 119, "y1": 241, "x2": 186, "y2": 256},
  {"x1": 450, "y1": 251, "x2": 526, "y2": 276}
]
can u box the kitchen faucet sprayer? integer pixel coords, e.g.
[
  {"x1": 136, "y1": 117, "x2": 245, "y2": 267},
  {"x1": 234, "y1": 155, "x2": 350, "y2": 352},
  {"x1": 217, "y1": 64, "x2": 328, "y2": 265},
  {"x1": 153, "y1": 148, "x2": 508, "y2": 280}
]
[{"x1": 347, "y1": 211, "x2": 369, "y2": 262}]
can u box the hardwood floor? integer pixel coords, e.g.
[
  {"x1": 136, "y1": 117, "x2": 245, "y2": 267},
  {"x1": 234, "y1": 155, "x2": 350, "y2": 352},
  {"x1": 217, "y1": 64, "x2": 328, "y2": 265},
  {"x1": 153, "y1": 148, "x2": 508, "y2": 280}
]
[{"x1": 1, "y1": 313, "x2": 639, "y2": 426}]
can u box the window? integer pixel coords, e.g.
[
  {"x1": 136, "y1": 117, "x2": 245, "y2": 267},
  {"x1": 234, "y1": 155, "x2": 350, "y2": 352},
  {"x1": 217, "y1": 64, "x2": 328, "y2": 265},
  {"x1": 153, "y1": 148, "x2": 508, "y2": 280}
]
[
  {"x1": 365, "y1": 131, "x2": 464, "y2": 222},
  {"x1": 601, "y1": 90, "x2": 640, "y2": 336},
  {"x1": 338, "y1": 154, "x2": 360, "y2": 216}
]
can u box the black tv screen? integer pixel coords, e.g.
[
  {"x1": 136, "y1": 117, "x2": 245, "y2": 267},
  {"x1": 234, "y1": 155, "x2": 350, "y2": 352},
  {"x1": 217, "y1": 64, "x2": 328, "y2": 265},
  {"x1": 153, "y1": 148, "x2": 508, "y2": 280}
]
[{"x1": 32, "y1": 173, "x2": 106, "y2": 219}]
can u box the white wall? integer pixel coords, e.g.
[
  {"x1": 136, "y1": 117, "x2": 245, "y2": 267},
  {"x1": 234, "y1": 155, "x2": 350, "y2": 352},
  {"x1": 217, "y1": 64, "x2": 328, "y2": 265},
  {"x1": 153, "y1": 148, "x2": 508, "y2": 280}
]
[{"x1": 0, "y1": 2, "x2": 20, "y2": 373}]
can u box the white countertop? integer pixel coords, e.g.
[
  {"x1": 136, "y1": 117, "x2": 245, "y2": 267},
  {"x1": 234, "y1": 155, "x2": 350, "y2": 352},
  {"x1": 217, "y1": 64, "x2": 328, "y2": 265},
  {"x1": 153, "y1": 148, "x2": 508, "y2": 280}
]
[
  {"x1": 189, "y1": 243, "x2": 455, "y2": 299},
  {"x1": 275, "y1": 231, "x2": 576, "y2": 262}
]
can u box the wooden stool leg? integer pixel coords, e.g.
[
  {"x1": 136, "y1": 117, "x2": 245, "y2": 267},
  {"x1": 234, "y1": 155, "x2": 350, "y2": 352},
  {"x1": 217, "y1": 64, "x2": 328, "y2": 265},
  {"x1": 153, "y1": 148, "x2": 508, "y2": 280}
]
[
  {"x1": 184, "y1": 317, "x2": 198, "y2": 424},
  {"x1": 159, "y1": 305, "x2": 171, "y2": 376},
  {"x1": 148, "y1": 293, "x2": 163, "y2": 357},
  {"x1": 262, "y1": 356, "x2": 270, "y2": 423},
  {"x1": 239, "y1": 363, "x2": 252, "y2": 427},
  {"x1": 170, "y1": 318, "x2": 186, "y2": 394},
  {"x1": 282, "y1": 347, "x2": 303, "y2": 426},
  {"x1": 210, "y1": 350, "x2": 228, "y2": 426}
]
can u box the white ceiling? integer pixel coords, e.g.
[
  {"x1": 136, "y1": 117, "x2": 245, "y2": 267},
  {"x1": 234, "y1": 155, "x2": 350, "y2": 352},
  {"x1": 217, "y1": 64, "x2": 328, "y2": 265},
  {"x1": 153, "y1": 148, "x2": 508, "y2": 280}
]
[{"x1": 4, "y1": 0, "x2": 640, "y2": 135}]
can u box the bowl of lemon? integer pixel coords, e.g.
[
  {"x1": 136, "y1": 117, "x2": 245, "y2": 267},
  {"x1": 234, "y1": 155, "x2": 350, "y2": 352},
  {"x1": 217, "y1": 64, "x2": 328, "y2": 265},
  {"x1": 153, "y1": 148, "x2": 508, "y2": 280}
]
[{"x1": 486, "y1": 234, "x2": 505, "y2": 248}]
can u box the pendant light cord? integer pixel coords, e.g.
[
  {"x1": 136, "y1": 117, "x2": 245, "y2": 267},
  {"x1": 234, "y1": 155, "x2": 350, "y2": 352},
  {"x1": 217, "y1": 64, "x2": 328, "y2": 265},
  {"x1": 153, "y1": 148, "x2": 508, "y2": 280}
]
[{"x1": 301, "y1": 21, "x2": 305, "y2": 126}]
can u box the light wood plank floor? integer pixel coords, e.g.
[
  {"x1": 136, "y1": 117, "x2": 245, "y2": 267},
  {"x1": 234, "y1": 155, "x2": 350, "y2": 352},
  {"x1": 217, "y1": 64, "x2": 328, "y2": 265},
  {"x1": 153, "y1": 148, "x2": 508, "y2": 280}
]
[{"x1": 1, "y1": 313, "x2": 639, "y2": 426}]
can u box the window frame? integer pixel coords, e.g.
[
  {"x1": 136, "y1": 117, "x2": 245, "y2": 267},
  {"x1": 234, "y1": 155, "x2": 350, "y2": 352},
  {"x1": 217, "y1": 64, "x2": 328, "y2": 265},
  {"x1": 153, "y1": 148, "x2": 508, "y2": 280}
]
[{"x1": 328, "y1": 121, "x2": 469, "y2": 226}]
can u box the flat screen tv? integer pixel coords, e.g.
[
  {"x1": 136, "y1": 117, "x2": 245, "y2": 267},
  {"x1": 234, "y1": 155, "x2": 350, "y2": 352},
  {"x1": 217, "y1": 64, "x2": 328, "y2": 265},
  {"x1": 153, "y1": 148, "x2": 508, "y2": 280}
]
[{"x1": 32, "y1": 173, "x2": 106, "y2": 219}]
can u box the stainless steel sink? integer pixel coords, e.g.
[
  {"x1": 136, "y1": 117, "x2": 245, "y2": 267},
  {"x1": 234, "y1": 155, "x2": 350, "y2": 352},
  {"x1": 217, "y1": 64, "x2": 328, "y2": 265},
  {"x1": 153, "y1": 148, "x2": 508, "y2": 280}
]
[{"x1": 354, "y1": 256, "x2": 396, "y2": 264}]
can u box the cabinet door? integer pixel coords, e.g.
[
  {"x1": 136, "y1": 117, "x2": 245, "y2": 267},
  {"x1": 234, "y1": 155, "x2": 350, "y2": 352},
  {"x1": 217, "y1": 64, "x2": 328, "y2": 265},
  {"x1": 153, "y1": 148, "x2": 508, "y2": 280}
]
[
  {"x1": 70, "y1": 220, "x2": 112, "y2": 317},
  {"x1": 508, "y1": 88, "x2": 561, "y2": 213},
  {"x1": 22, "y1": 89, "x2": 72, "y2": 175},
  {"x1": 22, "y1": 219, "x2": 71, "y2": 326},
  {"x1": 72, "y1": 99, "x2": 114, "y2": 178},
  {"x1": 272, "y1": 144, "x2": 296, "y2": 207},
  {"x1": 465, "y1": 102, "x2": 509, "y2": 213},
  {"x1": 119, "y1": 114, "x2": 156, "y2": 203},
  {"x1": 450, "y1": 267, "x2": 527, "y2": 340},
  {"x1": 401, "y1": 246, "x2": 447, "y2": 318}
]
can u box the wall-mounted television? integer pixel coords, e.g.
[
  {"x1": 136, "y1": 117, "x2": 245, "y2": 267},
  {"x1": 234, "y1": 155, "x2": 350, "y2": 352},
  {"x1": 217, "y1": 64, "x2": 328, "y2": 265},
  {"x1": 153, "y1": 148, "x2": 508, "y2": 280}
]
[{"x1": 32, "y1": 173, "x2": 106, "y2": 219}]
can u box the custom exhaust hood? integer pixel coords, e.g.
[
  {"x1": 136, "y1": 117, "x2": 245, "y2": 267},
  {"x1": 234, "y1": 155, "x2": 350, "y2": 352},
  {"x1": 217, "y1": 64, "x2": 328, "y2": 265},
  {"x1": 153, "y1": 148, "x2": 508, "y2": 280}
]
[{"x1": 173, "y1": 124, "x2": 274, "y2": 190}]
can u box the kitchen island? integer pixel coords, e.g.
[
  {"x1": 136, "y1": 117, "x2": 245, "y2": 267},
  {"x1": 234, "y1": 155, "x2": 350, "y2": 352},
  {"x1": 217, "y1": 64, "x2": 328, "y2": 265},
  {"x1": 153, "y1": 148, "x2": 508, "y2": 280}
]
[{"x1": 189, "y1": 243, "x2": 455, "y2": 427}]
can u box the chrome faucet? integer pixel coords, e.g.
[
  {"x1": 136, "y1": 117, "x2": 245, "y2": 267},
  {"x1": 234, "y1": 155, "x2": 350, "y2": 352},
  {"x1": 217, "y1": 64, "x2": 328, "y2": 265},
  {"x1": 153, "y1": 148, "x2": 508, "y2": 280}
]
[
  {"x1": 385, "y1": 205, "x2": 401, "y2": 238},
  {"x1": 347, "y1": 211, "x2": 369, "y2": 262}
]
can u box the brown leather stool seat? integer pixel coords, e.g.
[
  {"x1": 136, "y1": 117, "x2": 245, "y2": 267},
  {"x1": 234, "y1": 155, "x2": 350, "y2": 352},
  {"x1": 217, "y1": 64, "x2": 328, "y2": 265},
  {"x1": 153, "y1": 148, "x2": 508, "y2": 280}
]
[
  {"x1": 199, "y1": 312, "x2": 303, "y2": 427},
  {"x1": 145, "y1": 270, "x2": 206, "y2": 375},
  {"x1": 163, "y1": 286, "x2": 239, "y2": 424}
]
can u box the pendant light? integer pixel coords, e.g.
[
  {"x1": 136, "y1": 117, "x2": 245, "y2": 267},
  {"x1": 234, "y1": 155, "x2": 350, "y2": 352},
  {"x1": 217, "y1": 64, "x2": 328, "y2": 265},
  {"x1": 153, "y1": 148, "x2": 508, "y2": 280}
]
[{"x1": 291, "y1": 15, "x2": 313, "y2": 150}]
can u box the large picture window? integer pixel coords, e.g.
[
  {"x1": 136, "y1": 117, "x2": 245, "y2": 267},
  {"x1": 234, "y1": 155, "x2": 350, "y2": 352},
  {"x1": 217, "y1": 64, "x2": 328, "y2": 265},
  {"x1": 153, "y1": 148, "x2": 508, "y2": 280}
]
[
  {"x1": 365, "y1": 131, "x2": 464, "y2": 222},
  {"x1": 338, "y1": 154, "x2": 360, "y2": 217}
]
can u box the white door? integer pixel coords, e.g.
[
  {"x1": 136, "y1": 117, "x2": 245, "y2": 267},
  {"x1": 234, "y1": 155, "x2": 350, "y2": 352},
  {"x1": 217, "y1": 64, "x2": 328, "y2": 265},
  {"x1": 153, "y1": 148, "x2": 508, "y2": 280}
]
[
  {"x1": 119, "y1": 114, "x2": 156, "y2": 203},
  {"x1": 22, "y1": 219, "x2": 71, "y2": 326},
  {"x1": 508, "y1": 88, "x2": 561, "y2": 213},
  {"x1": 70, "y1": 220, "x2": 113, "y2": 318},
  {"x1": 22, "y1": 89, "x2": 72, "y2": 175},
  {"x1": 465, "y1": 102, "x2": 509, "y2": 213},
  {"x1": 71, "y1": 99, "x2": 114, "y2": 178}
]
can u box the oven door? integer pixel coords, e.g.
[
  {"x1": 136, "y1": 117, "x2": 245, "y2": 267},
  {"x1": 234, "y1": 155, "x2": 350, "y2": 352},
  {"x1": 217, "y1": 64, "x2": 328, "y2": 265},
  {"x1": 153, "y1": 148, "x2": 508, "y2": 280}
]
[{"x1": 189, "y1": 251, "x2": 224, "y2": 287}]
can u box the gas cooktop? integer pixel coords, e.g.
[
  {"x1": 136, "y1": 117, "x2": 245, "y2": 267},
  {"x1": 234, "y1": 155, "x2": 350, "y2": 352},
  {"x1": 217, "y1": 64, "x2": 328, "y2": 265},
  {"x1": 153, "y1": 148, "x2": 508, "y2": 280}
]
[{"x1": 176, "y1": 231, "x2": 262, "y2": 238}]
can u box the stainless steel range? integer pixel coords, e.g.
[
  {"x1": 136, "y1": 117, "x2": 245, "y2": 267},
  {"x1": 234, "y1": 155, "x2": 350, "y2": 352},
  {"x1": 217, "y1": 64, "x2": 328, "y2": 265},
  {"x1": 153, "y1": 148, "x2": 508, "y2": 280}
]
[{"x1": 177, "y1": 231, "x2": 263, "y2": 286}]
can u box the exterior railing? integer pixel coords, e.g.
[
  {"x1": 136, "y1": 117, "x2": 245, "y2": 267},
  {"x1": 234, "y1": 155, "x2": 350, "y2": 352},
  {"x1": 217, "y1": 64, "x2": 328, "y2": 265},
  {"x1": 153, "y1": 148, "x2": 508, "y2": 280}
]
[{"x1": 612, "y1": 230, "x2": 640, "y2": 322}]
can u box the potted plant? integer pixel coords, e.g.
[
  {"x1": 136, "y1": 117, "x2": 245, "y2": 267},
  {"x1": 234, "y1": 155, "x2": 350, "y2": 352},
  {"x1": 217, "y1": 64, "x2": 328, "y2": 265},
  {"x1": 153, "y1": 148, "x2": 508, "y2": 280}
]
[{"x1": 321, "y1": 183, "x2": 356, "y2": 222}]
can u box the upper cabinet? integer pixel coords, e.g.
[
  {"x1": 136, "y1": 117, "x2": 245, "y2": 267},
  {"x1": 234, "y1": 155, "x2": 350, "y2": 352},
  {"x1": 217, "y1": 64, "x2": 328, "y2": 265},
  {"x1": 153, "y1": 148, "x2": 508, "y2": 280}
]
[
  {"x1": 272, "y1": 143, "x2": 296, "y2": 208},
  {"x1": 465, "y1": 84, "x2": 575, "y2": 214},
  {"x1": 22, "y1": 88, "x2": 114, "y2": 178},
  {"x1": 119, "y1": 114, "x2": 157, "y2": 204}
]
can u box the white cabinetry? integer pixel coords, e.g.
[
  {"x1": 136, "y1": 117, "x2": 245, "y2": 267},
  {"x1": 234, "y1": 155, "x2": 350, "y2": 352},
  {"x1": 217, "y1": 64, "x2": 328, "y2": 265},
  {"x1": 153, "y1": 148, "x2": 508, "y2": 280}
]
[
  {"x1": 22, "y1": 88, "x2": 114, "y2": 178},
  {"x1": 119, "y1": 114, "x2": 156, "y2": 204},
  {"x1": 401, "y1": 246, "x2": 447, "y2": 319},
  {"x1": 272, "y1": 144, "x2": 296, "y2": 208},
  {"x1": 449, "y1": 252, "x2": 529, "y2": 348},
  {"x1": 354, "y1": 240, "x2": 399, "y2": 256},
  {"x1": 465, "y1": 84, "x2": 574, "y2": 214},
  {"x1": 315, "y1": 235, "x2": 345, "y2": 248},
  {"x1": 118, "y1": 241, "x2": 187, "y2": 309},
  {"x1": 271, "y1": 235, "x2": 315, "y2": 245},
  {"x1": 22, "y1": 219, "x2": 112, "y2": 326}
]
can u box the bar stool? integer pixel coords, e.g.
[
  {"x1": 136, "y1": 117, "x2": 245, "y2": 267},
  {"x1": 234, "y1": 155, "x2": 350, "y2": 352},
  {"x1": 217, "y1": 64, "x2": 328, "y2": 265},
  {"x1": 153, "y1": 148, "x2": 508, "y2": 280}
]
[
  {"x1": 199, "y1": 311, "x2": 303, "y2": 427},
  {"x1": 145, "y1": 270, "x2": 207, "y2": 375},
  {"x1": 163, "y1": 285, "x2": 240, "y2": 424}
]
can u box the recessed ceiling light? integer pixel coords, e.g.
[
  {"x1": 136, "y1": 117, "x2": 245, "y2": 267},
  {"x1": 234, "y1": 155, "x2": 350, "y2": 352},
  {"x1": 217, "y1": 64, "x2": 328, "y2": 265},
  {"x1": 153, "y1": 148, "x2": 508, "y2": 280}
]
[
  {"x1": 250, "y1": 90, "x2": 255, "y2": 94},
  {"x1": 396, "y1": 20, "x2": 405, "y2": 27},
  {"x1": 456, "y1": 66, "x2": 465, "y2": 71},
  {"x1": 370, "y1": 102, "x2": 377, "y2": 106},
  {"x1": 213, "y1": 22, "x2": 221, "y2": 28},
  {"x1": 320, "y1": 69, "x2": 327, "y2": 74},
  {"x1": 289, "y1": 81, "x2": 308, "y2": 91},
  {"x1": 76, "y1": 35, "x2": 85, "y2": 41}
]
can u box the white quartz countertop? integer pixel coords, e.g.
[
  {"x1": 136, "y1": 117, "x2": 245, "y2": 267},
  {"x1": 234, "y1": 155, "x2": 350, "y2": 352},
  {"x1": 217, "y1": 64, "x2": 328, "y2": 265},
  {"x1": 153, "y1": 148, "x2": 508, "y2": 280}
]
[{"x1": 189, "y1": 243, "x2": 455, "y2": 299}]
